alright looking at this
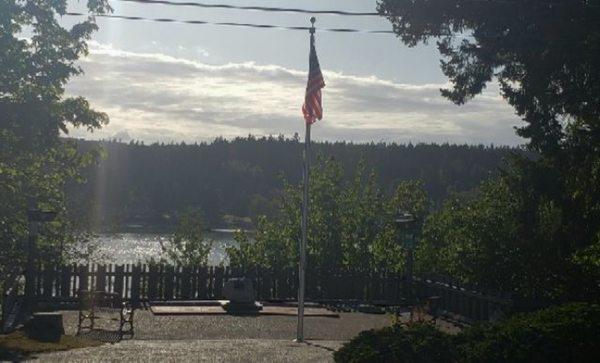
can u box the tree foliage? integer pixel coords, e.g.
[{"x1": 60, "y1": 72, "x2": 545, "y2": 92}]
[
  {"x1": 70, "y1": 138, "x2": 512, "y2": 229},
  {"x1": 160, "y1": 208, "x2": 212, "y2": 266},
  {"x1": 0, "y1": 0, "x2": 110, "y2": 289},
  {"x1": 379, "y1": 0, "x2": 600, "y2": 301},
  {"x1": 334, "y1": 323, "x2": 453, "y2": 363},
  {"x1": 227, "y1": 157, "x2": 430, "y2": 273},
  {"x1": 336, "y1": 303, "x2": 600, "y2": 363},
  {"x1": 417, "y1": 158, "x2": 600, "y2": 301},
  {"x1": 378, "y1": 0, "x2": 600, "y2": 156}
]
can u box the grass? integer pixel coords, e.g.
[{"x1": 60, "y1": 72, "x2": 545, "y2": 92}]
[{"x1": 0, "y1": 330, "x2": 103, "y2": 360}]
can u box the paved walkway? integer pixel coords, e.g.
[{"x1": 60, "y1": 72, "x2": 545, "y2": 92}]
[{"x1": 32, "y1": 339, "x2": 344, "y2": 362}]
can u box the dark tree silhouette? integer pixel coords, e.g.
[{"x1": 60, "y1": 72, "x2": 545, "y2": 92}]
[
  {"x1": 68, "y1": 137, "x2": 519, "y2": 229},
  {"x1": 378, "y1": 0, "x2": 600, "y2": 155}
]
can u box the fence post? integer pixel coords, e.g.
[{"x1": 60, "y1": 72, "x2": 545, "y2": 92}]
[
  {"x1": 131, "y1": 264, "x2": 141, "y2": 306},
  {"x1": 257, "y1": 267, "x2": 269, "y2": 300},
  {"x1": 190, "y1": 266, "x2": 197, "y2": 299},
  {"x1": 198, "y1": 266, "x2": 207, "y2": 299},
  {"x1": 164, "y1": 265, "x2": 175, "y2": 300},
  {"x1": 181, "y1": 266, "x2": 191, "y2": 299},
  {"x1": 78, "y1": 265, "x2": 89, "y2": 293},
  {"x1": 113, "y1": 265, "x2": 124, "y2": 299},
  {"x1": 60, "y1": 265, "x2": 71, "y2": 298},
  {"x1": 42, "y1": 264, "x2": 54, "y2": 299},
  {"x1": 214, "y1": 266, "x2": 224, "y2": 299},
  {"x1": 96, "y1": 265, "x2": 106, "y2": 293},
  {"x1": 148, "y1": 264, "x2": 158, "y2": 301}
]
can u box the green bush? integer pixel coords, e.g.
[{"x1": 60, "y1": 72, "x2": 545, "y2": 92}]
[
  {"x1": 333, "y1": 323, "x2": 453, "y2": 363},
  {"x1": 457, "y1": 303, "x2": 600, "y2": 363},
  {"x1": 335, "y1": 303, "x2": 600, "y2": 363}
]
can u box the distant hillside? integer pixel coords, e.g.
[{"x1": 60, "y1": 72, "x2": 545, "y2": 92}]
[{"x1": 66, "y1": 136, "x2": 524, "y2": 229}]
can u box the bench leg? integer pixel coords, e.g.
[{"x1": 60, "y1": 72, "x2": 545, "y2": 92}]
[
  {"x1": 77, "y1": 308, "x2": 95, "y2": 335},
  {"x1": 119, "y1": 308, "x2": 134, "y2": 340}
]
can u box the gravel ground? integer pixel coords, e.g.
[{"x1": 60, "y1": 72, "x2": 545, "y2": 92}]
[
  {"x1": 60, "y1": 310, "x2": 393, "y2": 341},
  {"x1": 31, "y1": 339, "x2": 344, "y2": 362},
  {"x1": 28, "y1": 310, "x2": 390, "y2": 361},
  {"x1": 31, "y1": 309, "x2": 460, "y2": 361}
]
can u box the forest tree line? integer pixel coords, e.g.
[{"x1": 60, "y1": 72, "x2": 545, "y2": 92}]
[{"x1": 67, "y1": 137, "x2": 522, "y2": 230}]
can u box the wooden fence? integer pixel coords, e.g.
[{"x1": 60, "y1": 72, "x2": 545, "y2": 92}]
[
  {"x1": 415, "y1": 274, "x2": 512, "y2": 321},
  {"x1": 21, "y1": 263, "x2": 404, "y2": 303},
  {"x1": 7, "y1": 264, "x2": 512, "y2": 321}
]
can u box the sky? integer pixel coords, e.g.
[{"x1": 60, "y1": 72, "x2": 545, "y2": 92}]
[{"x1": 64, "y1": 0, "x2": 523, "y2": 145}]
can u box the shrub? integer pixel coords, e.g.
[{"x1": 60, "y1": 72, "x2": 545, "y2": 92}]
[
  {"x1": 457, "y1": 303, "x2": 600, "y2": 363},
  {"x1": 159, "y1": 208, "x2": 211, "y2": 266},
  {"x1": 333, "y1": 323, "x2": 453, "y2": 363},
  {"x1": 335, "y1": 303, "x2": 600, "y2": 363}
]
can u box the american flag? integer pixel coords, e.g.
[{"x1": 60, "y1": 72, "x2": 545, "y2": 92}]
[{"x1": 302, "y1": 36, "x2": 325, "y2": 124}]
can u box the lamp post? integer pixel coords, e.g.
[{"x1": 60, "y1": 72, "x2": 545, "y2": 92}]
[
  {"x1": 25, "y1": 209, "x2": 57, "y2": 306},
  {"x1": 395, "y1": 211, "x2": 417, "y2": 302}
]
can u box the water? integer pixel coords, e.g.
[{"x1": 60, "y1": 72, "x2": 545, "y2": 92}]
[{"x1": 78, "y1": 230, "x2": 240, "y2": 266}]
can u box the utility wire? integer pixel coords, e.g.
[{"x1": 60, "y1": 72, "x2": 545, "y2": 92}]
[
  {"x1": 115, "y1": 0, "x2": 380, "y2": 16},
  {"x1": 115, "y1": 0, "x2": 600, "y2": 16},
  {"x1": 65, "y1": 12, "x2": 396, "y2": 34},
  {"x1": 58, "y1": 12, "x2": 554, "y2": 38},
  {"x1": 64, "y1": 11, "x2": 600, "y2": 41}
]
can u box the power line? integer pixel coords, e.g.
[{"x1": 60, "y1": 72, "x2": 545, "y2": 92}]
[
  {"x1": 64, "y1": 11, "x2": 600, "y2": 42},
  {"x1": 115, "y1": 0, "x2": 600, "y2": 16},
  {"x1": 64, "y1": 12, "x2": 396, "y2": 34},
  {"x1": 57, "y1": 12, "x2": 537, "y2": 38},
  {"x1": 115, "y1": 0, "x2": 380, "y2": 16}
]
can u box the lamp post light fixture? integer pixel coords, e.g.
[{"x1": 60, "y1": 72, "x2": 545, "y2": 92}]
[
  {"x1": 395, "y1": 212, "x2": 417, "y2": 249},
  {"x1": 395, "y1": 211, "x2": 418, "y2": 301}
]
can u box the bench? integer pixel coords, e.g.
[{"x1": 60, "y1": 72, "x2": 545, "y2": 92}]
[{"x1": 77, "y1": 290, "x2": 134, "y2": 340}]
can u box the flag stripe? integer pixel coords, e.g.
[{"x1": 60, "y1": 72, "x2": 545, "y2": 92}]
[{"x1": 302, "y1": 35, "x2": 325, "y2": 125}]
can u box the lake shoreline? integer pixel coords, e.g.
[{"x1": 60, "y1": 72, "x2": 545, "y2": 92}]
[
  {"x1": 94, "y1": 224, "x2": 256, "y2": 235},
  {"x1": 75, "y1": 229, "x2": 253, "y2": 266}
]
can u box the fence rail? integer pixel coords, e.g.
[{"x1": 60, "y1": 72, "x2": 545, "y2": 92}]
[
  {"x1": 6, "y1": 263, "x2": 512, "y2": 322},
  {"x1": 22, "y1": 263, "x2": 403, "y2": 303},
  {"x1": 415, "y1": 274, "x2": 512, "y2": 321}
]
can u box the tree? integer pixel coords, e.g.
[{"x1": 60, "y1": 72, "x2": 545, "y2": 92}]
[
  {"x1": 417, "y1": 171, "x2": 599, "y2": 301},
  {"x1": 71, "y1": 138, "x2": 509, "y2": 230},
  {"x1": 379, "y1": 0, "x2": 600, "y2": 301},
  {"x1": 160, "y1": 208, "x2": 212, "y2": 266},
  {"x1": 227, "y1": 157, "x2": 431, "y2": 273},
  {"x1": 0, "y1": 1, "x2": 110, "y2": 293},
  {"x1": 378, "y1": 0, "x2": 600, "y2": 156},
  {"x1": 372, "y1": 180, "x2": 430, "y2": 271}
]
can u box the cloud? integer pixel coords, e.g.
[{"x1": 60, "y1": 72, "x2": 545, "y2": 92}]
[{"x1": 66, "y1": 41, "x2": 523, "y2": 145}]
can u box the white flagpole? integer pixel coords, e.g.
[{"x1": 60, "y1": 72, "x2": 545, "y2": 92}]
[{"x1": 297, "y1": 16, "x2": 316, "y2": 343}]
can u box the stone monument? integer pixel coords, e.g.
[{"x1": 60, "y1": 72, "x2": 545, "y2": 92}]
[{"x1": 222, "y1": 278, "x2": 262, "y2": 314}]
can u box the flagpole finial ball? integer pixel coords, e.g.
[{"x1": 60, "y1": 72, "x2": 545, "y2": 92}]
[{"x1": 310, "y1": 17, "x2": 316, "y2": 25}]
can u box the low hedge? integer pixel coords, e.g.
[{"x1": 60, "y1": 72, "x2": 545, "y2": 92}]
[
  {"x1": 334, "y1": 303, "x2": 600, "y2": 363},
  {"x1": 333, "y1": 323, "x2": 453, "y2": 363},
  {"x1": 457, "y1": 302, "x2": 600, "y2": 363}
]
